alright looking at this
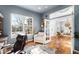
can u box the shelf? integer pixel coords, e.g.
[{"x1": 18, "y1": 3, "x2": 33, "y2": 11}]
[
  {"x1": 0, "y1": 16, "x2": 3, "y2": 36},
  {"x1": 0, "y1": 22, "x2": 2, "y2": 23}
]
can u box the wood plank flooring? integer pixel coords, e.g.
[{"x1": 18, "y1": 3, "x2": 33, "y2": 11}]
[{"x1": 26, "y1": 35, "x2": 72, "y2": 54}]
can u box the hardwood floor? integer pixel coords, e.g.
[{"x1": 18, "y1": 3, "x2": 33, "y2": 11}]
[
  {"x1": 26, "y1": 40, "x2": 43, "y2": 46},
  {"x1": 25, "y1": 35, "x2": 72, "y2": 54},
  {"x1": 47, "y1": 35, "x2": 72, "y2": 54},
  {"x1": 0, "y1": 35, "x2": 72, "y2": 54}
]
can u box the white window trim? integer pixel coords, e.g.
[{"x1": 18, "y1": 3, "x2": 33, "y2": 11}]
[{"x1": 49, "y1": 6, "x2": 74, "y2": 19}]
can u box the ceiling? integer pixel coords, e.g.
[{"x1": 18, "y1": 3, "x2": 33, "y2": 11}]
[{"x1": 17, "y1": 5, "x2": 58, "y2": 14}]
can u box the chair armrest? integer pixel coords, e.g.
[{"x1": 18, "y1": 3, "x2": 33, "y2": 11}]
[{"x1": 34, "y1": 35, "x2": 38, "y2": 38}]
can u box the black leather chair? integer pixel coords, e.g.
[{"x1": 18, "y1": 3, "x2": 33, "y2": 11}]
[{"x1": 11, "y1": 34, "x2": 27, "y2": 53}]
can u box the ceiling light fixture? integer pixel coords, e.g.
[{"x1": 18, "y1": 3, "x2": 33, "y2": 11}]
[
  {"x1": 38, "y1": 7, "x2": 41, "y2": 10},
  {"x1": 45, "y1": 6, "x2": 48, "y2": 8}
]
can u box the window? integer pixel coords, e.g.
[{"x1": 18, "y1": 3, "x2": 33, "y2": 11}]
[
  {"x1": 11, "y1": 13, "x2": 33, "y2": 38},
  {"x1": 45, "y1": 6, "x2": 73, "y2": 36}
]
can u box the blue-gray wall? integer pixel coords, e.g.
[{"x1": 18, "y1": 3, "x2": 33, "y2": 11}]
[
  {"x1": 0, "y1": 5, "x2": 42, "y2": 44},
  {"x1": 74, "y1": 5, "x2": 79, "y2": 32},
  {"x1": 74, "y1": 5, "x2": 79, "y2": 51}
]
